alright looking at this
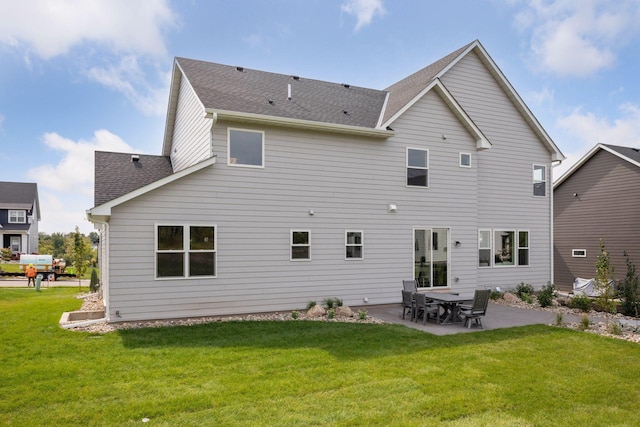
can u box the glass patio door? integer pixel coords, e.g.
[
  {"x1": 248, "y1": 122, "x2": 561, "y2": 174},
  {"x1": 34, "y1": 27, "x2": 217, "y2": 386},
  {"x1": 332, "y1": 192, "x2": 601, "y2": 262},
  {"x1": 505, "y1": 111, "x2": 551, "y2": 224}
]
[{"x1": 414, "y1": 228, "x2": 449, "y2": 288}]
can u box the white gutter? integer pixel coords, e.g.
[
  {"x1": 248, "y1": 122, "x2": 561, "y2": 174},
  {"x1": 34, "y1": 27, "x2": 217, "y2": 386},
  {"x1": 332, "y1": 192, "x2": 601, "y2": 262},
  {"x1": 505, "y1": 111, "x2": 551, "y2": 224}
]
[
  {"x1": 205, "y1": 109, "x2": 394, "y2": 139},
  {"x1": 86, "y1": 214, "x2": 110, "y2": 322}
]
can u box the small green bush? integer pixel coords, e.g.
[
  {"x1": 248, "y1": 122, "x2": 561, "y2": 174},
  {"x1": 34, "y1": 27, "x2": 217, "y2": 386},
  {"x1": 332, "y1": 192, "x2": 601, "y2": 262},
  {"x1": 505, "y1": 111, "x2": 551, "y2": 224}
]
[
  {"x1": 569, "y1": 295, "x2": 592, "y2": 312},
  {"x1": 323, "y1": 297, "x2": 343, "y2": 309},
  {"x1": 306, "y1": 301, "x2": 317, "y2": 310},
  {"x1": 89, "y1": 269, "x2": 99, "y2": 292},
  {"x1": 555, "y1": 312, "x2": 564, "y2": 326},
  {"x1": 291, "y1": 310, "x2": 299, "y2": 320},
  {"x1": 608, "y1": 322, "x2": 623, "y2": 335},
  {"x1": 327, "y1": 308, "x2": 336, "y2": 319},
  {"x1": 537, "y1": 283, "x2": 556, "y2": 308},
  {"x1": 516, "y1": 282, "x2": 534, "y2": 299},
  {"x1": 358, "y1": 309, "x2": 367, "y2": 320},
  {"x1": 490, "y1": 290, "x2": 503, "y2": 301},
  {"x1": 578, "y1": 314, "x2": 591, "y2": 331},
  {"x1": 1, "y1": 247, "x2": 12, "y2": 261},
  {"x1": 520, "y1": 293, "x2": 534, "y2": 304}
]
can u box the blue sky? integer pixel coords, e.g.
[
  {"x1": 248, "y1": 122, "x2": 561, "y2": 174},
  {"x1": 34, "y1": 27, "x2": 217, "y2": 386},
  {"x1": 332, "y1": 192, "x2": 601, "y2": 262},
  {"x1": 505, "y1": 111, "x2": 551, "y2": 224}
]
[{"x1": 1, "y1": 0, "x2": 639, "y2": 234}]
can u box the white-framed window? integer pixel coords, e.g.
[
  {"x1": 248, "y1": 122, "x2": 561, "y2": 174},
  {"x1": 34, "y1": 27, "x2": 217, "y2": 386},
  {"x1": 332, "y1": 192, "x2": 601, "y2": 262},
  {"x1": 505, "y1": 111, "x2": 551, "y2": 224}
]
[
  {"x1": 155, "y1": 224, "x2": 216, "y2": 279},
  {"x1": 407, "y1": 148, "x2": 428, "y2": 187},
  {"x1": 459, "y1": 152, "x2": 471, "y2": 168},
  {"x1": 518, "y1": 231, "x2": 529, "y2": 266},
  {"x1": 572, "y1": 249, "x2": 587, "y2": 257},
  {"x1": 8, "y1": 210, "x2": 26, "y2": 223},
  {"x1": 533, "y1": 165, "x2": 546, "y2": 196},
  {"x1": 478, "y1": 230, "x2": 491, "y2": 267},
  {"x1": 345, "y1": 230, "x2": 363, "y2": 260},
  {"x1": 478, "y1": 229, "x2": 530, "y2": 268},
  {"x1": 291, "y1": 230, "x2": 310, "y2": 261},
  {"x1": 228, "y1": 128, "x2": 264, "y2": 167}
]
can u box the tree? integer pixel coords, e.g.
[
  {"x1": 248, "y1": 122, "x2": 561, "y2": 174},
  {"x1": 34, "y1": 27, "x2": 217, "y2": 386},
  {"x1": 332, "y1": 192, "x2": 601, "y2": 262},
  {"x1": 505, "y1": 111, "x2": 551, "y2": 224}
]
[
  {"x1": 621, "y1": 251, "x2": 640, "y2": 317},
  {"x1": 68, "y1": 226, "x2": 91, "y2": 288},
  {"x1": 594, "y1": 239, "x2": 616, "y2": 325},
  {"x1": 88, "y1": 231, "x2": 100, "y2": 246}
]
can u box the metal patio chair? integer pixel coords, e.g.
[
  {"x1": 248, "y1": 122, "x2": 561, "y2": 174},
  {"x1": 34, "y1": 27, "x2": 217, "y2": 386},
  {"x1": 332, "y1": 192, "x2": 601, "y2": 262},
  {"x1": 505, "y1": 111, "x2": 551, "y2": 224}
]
[{"x1": 459, "y1": 289, "x2": 491, "y2": 329}]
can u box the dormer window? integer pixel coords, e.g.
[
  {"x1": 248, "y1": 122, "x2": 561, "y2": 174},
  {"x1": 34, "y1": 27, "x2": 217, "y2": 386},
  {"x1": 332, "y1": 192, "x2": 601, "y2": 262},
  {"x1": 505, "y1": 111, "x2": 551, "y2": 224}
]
[{"x1": 9, "y1": 210, "x2": 26, "y2": 224}]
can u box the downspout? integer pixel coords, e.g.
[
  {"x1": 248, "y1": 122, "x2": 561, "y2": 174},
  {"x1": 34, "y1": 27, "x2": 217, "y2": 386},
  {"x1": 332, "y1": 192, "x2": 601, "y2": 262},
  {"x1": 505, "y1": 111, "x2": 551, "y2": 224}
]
[
  {"x1": 550, "y1": 161, "x2": 559, "y2": 286},
  {"x1": 209, "y1": 112, "x2": 218, "y2": 158},
  {"x1": 86, "y1": 213, "x2": 110, "y2": 322}
]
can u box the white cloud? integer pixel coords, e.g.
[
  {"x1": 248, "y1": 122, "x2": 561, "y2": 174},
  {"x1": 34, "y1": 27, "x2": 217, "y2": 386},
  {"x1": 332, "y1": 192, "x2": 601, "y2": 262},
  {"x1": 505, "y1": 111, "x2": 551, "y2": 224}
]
[
  {"x1": 86, "y1": 56, "x2": 171, "y2": 116},
  {"x1": 341, "y1": 0, "x2": 386, "y2": 31},
  {"x1": 513, "y1": 0, "x2": 640, "y2": 77},
  {"x1": 553, "y1": 102, "x2": 640, "y2": 179},
  {"x1": 26, "y1": 130, "x2": 136, "y2": 233},
  {"x1": 0, "y1": 0, "x2": 177, "y2": 60}
]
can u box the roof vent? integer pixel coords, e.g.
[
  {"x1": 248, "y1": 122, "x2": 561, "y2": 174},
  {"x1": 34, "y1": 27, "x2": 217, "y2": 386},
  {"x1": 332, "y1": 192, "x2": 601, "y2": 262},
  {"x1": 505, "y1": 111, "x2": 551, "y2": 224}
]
[
  {"x1": 131, "y1": 154, "x2": 140, "y2": 162},
  {"x1": 343, "y1": 83, "x2": 350, "y2": 89},
  {"x1": 288, "y1": 84, "x2": 292, "y2": 101},
  {"x1": 342, "y1": 110, "x2": 349, "y2": 115},
  {"x1": 268, "y1": 99, "x2": 274, "y2": 105},
  {"x1": 236, "y1": 66, "x2": 244, "y2": 72},
  {"x1": 291, "y1": 75, "x2": 300, "y2": 80}
]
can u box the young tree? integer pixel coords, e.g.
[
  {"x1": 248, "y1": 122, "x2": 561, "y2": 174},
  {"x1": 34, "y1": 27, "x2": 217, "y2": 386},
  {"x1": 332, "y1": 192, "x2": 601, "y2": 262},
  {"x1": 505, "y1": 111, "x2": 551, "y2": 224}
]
[
  {"x1": 621, "y1": 251, "x2": 640, "y2": 317},
  {"x1": 594, "y1": 239, "x2": 616, "y2": 325},
  {"x1": 67, "y1": 226, "x2": 91, "y2": 288}
]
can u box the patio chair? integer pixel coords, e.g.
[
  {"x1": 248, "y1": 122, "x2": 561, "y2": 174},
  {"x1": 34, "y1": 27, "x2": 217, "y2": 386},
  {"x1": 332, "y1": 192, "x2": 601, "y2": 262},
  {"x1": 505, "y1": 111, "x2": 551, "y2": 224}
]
[
  {"x1": 413, "y1": 292, "x2": 440, "y2": 324},
  {"x1": 402, "y1": 279, "x2": 418, "y2": 293},
  {"x1": 459, "y1": 289, "x2": 491, "y2": 329},
  {"x1": 401, "y1": 290, "x2": 415, "y2": 320}
]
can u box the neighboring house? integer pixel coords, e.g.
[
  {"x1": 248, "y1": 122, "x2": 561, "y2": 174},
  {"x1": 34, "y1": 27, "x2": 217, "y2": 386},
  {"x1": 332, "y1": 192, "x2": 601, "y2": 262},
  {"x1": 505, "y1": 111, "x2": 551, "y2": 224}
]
[
  {"x1": 554, "y1": 144, "x2": 640, "y2": 292},
  {"x1": 0, "y1": 181, "x2": 40, "y2": 257},
  {"x1": 87, "y1": 40, "x2": 565, "y2": 322}
]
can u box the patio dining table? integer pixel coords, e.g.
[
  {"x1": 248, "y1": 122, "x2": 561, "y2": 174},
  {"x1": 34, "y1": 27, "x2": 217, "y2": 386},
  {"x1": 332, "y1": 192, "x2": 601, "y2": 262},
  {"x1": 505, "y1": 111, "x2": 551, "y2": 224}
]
[{"x1": 422, "y1": 292, "x2": 472, "y2": 325}]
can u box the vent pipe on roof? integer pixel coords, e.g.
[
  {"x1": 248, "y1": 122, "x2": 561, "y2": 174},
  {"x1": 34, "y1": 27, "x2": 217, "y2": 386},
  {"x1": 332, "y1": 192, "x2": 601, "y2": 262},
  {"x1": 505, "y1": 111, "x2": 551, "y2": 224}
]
[
  {"x1": 131, "y1": 154, "x2": 140, "y2": 162},
  {"x1": 287, "y1": 83, "x2": 292, "y2": 101}
]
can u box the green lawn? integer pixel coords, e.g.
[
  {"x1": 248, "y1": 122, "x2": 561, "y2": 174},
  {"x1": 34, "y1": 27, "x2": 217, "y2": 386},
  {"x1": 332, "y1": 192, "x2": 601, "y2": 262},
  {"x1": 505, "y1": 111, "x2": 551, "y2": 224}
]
[{"x1": 2, "y1": 288, "x2": 640, "y2": 426}]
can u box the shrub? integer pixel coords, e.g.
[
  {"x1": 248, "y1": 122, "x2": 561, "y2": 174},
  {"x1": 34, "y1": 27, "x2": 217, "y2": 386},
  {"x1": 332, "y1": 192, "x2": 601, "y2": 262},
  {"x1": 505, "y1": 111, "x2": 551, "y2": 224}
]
[
  {"x1": 327, "y1": 308, "x2": 336, "y2": 319},
  {"x1": 323, "y1": 297, "x2": 343, "y2": 309},
  {"x1": 291, "y1": 310, "x2": 299, "y2": 320},
  {"x1": 520, "y1": 293, "x2": 534, "y2": 304},
  {"x1": 578, "y1": 315, "x2": 591, "y2": 331},
  {"x1": 516, "y1": 282, "x2": 534, "y2": 299},
  {"x1": 358, "y1": 309, "x2": 368, "y2": 320},
  {"x1": 555, "y1": 312, "x2": 564, "y2": 326},
  {"x1": 537, "y1": 283, "x2": 556, "y2": 308},
  {"x1": 89, "y1": 269, "x2": 99, "y2": 292},
  {"x1": 608, "y1": 322, "x2": 623, "y2": 336},
  {"x1": 1, "y1": 247, "x2": 12, "y2": 261},
  {"x1": 306, "y1": 301, "x2": 317, "y2": 310},
  {"x1": 489, "y1": 290, "x2": 503, "y2": 301},
  {"x1": 620, "y1": 251, "x2": 640, "y2": 317},
  {"x1": 569, "y1": 295, "x2": 592, "y2": 312}
]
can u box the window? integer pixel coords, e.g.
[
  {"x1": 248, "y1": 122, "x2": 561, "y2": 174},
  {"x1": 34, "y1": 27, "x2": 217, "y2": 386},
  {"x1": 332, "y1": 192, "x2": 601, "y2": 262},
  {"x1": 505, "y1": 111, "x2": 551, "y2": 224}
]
[
  {"x1": 478, "y1": 230, "x2": 491, "y2": 267},
  {"x1": 345, "y1": 231, "x2": 363, "y2": 260},
  {"x1": 494, "y1": 230, "x2": 515, "y2": 266},
  {"x1": 572, "y1": 249, "x2": 587, "y2": 257},
  {"x1": 228, "y1": 128, "x2": 264, "y2": 167},
  {"x1": 156, "y1": 225, "x2": 216, "y2": 278},
  {"x1": 459, "y1": 152, "x2": 471, "y2": 168},
  {"x1": 9, "y1": 210, "x2": 26, "y2": 223},
  {"x1": 533, "y1": 165, "x2": 546, "y2": 196},
  {"x1": 407, "y1": 148, "x2": 428, "y2": 187},
  {"x1": 291, "y1": 230, "x2": 310, "y2": 260},
  {"x1": 518, "y1": 231, "x2": 529, "y2": 266}
]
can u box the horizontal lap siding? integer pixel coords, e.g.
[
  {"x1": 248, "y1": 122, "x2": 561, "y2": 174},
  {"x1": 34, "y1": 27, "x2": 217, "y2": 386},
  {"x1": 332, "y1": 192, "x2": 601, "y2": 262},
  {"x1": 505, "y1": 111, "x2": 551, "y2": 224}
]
[
  {"x1": 554, "y1": 150, "x2": 640, "y2": 291},
  {"x1": 442, "y1": 51, "x2": 554, "y2": 289},
  {"x1": 169, "y1": 75, "x2": 211, "y2": 172},
  {"x1": 107, "y1": 91, "x2": 484, "y2": 321}
]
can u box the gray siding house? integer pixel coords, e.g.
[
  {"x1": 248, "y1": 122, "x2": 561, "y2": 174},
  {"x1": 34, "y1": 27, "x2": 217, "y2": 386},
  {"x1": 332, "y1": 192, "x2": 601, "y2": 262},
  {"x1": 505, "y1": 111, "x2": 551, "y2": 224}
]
[
  {"x1": 88, "y1": 40, "x2": 565, "y2": 322},
  {"x1": 0, "y1": 181, "x2": 40, "y2": 257},
  {"x1": 554, "y1": 144, "x2": 640, "y2": 291}
]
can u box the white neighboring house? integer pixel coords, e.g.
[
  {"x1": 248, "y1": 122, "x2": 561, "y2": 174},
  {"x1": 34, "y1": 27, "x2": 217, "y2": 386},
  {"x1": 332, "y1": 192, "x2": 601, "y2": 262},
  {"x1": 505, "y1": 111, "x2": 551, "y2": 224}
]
[
  {"x1": 87, "y1": 40, "x2": 565, "y2": 323},
  {"x1": 0, "y1": 181, "x2": 40, "y2": 257}
]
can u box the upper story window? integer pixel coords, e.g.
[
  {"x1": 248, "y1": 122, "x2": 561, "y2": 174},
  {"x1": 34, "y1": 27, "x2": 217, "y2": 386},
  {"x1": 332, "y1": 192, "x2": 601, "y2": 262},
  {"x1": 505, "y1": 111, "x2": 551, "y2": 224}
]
[
  {"x1": 156, "y1": 224, "x2": 216, "y2": 279},
  {"x1": 459, "y1": 152, "x2": 471, "y2": 168},
  {"x1": 228, "y1": 128, "x2": 264, "y2": 168},
  {"x1": 291, "y1": 230, "x2": 310, "y2": 261},
  {"x1": 345, "y1": 231, "x2": 363, "y2": 260},
  {"x1": 9, "y1": 210, "x2": 26, "y2": 223},
  {"x1": 533, "y1": 165, "x2": 546, "y2": 196},
  {"x1": 407, "y1": 148, "x2": 428, "y2": 187}
]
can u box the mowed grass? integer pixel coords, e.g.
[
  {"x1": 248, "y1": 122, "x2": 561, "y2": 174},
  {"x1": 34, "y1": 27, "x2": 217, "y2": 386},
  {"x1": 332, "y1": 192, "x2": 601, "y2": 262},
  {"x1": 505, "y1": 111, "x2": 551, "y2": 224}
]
[{"x1": 2, "y1": 288, "x2": 640, "y2": 426}]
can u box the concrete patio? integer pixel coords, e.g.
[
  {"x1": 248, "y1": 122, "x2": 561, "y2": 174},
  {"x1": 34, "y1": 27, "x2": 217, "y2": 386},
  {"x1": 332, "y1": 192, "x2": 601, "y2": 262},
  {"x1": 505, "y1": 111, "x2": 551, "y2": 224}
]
[{"x1": 361, "y1": 301, "x2": 589, "y2": 335}]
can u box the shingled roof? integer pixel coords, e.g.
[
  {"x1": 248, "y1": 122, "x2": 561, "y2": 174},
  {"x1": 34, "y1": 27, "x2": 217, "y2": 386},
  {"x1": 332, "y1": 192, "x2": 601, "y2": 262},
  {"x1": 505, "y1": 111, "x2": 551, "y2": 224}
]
[
  {"x1": 0, "y1": 181, "x2": 38, "y2": 211},
  {"x1": 94, "y1": 152, "x2": 173, "y2": 207},
  {"x1": 555, "y1": 143, "x2": 640, "y2": 187},
  {"x1": 176, "y1": 57, "x2": 388, "y2": 129}
]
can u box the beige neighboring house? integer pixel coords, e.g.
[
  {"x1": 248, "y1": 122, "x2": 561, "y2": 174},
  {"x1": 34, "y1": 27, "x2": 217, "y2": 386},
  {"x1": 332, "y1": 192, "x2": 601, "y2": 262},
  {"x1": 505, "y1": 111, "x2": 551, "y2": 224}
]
[
  {"x1": 0, "y1": 181, "x2": 40, "y2": 257},
  {"x1": 88, "y1": 40, "x2": 564, "y2": 323}
]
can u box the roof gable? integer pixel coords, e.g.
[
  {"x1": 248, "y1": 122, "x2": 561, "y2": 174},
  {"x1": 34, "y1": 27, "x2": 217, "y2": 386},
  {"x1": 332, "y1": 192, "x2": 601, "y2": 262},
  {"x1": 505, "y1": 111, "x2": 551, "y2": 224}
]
[
  {"x1": 554, "y1": 144, "x2": 640, "y2": 188},
  {"x1": 0, "y1": 181, "x2": 39, "y2": 219}
]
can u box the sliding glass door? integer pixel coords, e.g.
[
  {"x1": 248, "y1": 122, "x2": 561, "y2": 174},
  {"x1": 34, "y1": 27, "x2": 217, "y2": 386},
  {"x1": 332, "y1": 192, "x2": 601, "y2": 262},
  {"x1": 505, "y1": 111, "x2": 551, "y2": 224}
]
[{"x1": 414, "y1": 228, "x2": 449, "y2": 288}]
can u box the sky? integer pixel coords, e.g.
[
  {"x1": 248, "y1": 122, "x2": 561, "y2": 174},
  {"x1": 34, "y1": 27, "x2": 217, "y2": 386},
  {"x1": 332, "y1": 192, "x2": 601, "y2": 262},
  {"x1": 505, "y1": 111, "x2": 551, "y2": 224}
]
[{"x1": 1, "y1": 0, "x2": 639, "y2": 235}]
